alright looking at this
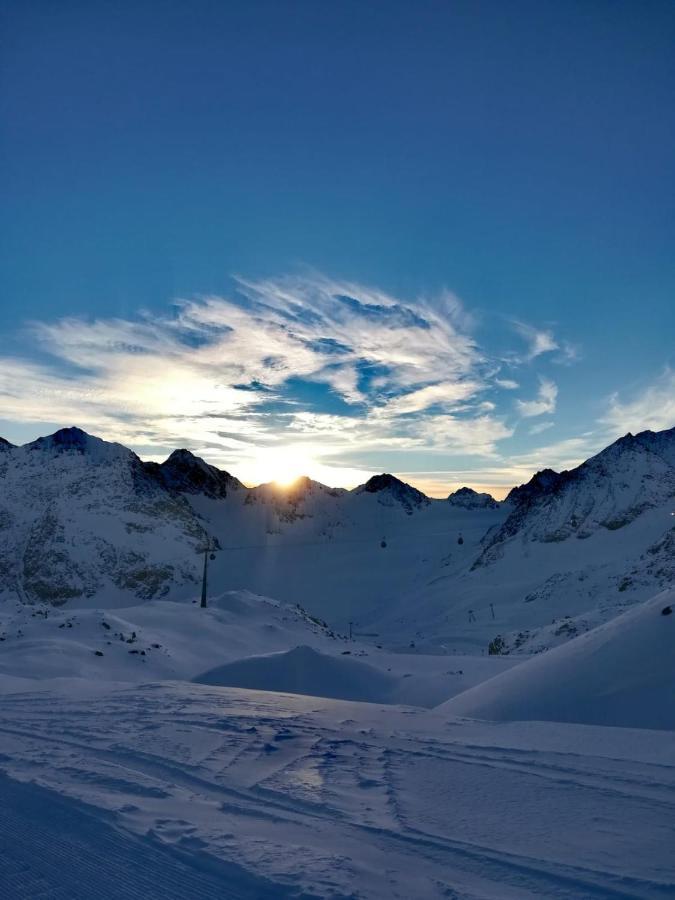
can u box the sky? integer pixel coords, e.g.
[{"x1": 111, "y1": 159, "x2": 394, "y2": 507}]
[{"x1": 1, "y1": 0, "x2": 674, "y2": 497}]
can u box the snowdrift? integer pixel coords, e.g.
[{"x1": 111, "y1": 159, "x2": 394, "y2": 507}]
[
  {"x1": 0, "y1": 589, "x2": 515, "y2": 707},
  {"x1": 194, "y1": 644, "x2": 398, "y2": 704},
  {"x1": 0, "y1": 591, "x2": 337, "y2": 683},
  {"x1": 438, "y1": 589, "x2": 675, "y2": 730}
]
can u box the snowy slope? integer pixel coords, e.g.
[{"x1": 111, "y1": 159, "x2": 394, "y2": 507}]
[
  {"x1": 0, "y1": 428, "x2": 208, "y2": 606},
  {"x1": 0, "y1": 590, "x2": 339, "y2": 682},
  {"x1": 195, "y1": 644, "x2": 400, "y2": 703},
  {"x1": 479, "y1": 427, "x2": 675, "y2": 557},
  {"x1": 377, "y1": 427, "x2": 675, "y2": 655},
  {"x1": 438, "y1": 588, "x2": 675, "y2": 729},
  {"x1": 0, "y1": 681, "x2": 673, "y2": 898},
  {"x1": 0, "y1": 590, "x2": 516, "y2": 706},
  {"x1": 191, "y1": 479, "x2": 502, "y2": 635}
]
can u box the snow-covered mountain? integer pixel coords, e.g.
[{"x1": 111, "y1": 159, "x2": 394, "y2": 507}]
[
  {"x1": 447, "y1": 486, "x2": 500, "y2": 509},
  {"x1": 478, "y1": 427, "x2": 675, "y2": 558},
  {"x1": 149, "y1": 448, "x2": 244, "y2": 499},
  {"x1": 354, "y1": 472, "x2": 430, "y2": 513},
  {"x1": 1, "y1": 424, "x2": 673, "y2": 657},
  {"x1": 0, "y1": 428, "x2": 208, "y2": 606},
  {"x1": 388, "y1": 426, "x2": 675, "y2": 656},
  {"x1": 0, "y1": 427, "x2": 502, "y2": 619}
]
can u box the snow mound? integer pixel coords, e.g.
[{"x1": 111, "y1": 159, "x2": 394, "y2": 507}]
[
  {"x1": 438, "y1": 589, "x2": 675, "y2": 730},
  {"x1": 194, "y1": 644, "x2": 398, "y2": 703},
  {"x1": 0, "y1": 592, "x2": 335, "y2": 683}
]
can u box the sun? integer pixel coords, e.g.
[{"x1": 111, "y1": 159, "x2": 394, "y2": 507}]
[
  {"x1": 252, "y1": 446, "x2": 315, "y2": 488},
  {"x1": 238, "y1": 446, "x2": 371, "y2": 491},
  {"x1": 272, "y1": 470, "x2": 302, "y2": 488}
]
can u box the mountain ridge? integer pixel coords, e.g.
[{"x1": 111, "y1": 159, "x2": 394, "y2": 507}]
[
  {"x1": 477, "y1": 425, "x2": 675, "y2": 564},
  {"x1": 1, "y1": 423, "x2": 673, "y2": 659},
  {"x1": 0, "y1": 427, "x2": 487, "y2": 502}
]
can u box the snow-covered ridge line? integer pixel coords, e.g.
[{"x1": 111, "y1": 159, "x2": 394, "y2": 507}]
[
  {"x1": 3, "y1": 426, "x2": 496, "y2": 504},
  {"x1": 0, "y1": 426, "x2": 505, "y2": 610},
  {"x1": 474, "y1": 424, "x2": 675, "y2": 564}
]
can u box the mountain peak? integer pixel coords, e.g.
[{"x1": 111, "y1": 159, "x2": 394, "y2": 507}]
[
  {"x1": 632, "y1": 424, "x2": 675, "y2": 468},
  {"x1": 28, "y1": 426, "x2": 92, "y2": 451},
  {"x1": 0, "y1": 436, "x2": 15, "y2": 449},
  {"x1": 447, "y1": 486, "x2": 499, "y2": 509},
  {"x1": 250, "y1": 476, "x2": 344, "y2": 504},
  {"x1": 590, "y1": 426, "x2": 675, "y2": 469},
  {"x1": 166, "y1": 448, "x2": 209, "y2": 467},
  {"x1": 156, "y1": 448, "x2": 241, "y2": 498},
  {"x1": 505, "y1": 468, "x2": 565, "y2": 507},
  {"x1": 23, "y1": 427, "x2": 133, "y2": 462},
  {"x1": 280, "y1": 475, "x2": 344, "y2": 498},
  {"x1": 355, "y1": 473, "x2": 429, "y2": 513}
]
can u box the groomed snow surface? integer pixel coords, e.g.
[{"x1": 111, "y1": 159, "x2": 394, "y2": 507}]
[
  {"x1": 1, "y1": 588, "x2": 674, "y2": 897},
  {"x1": 0, "y1": 591, "x2": 518, "y2": 707},
  {"x1": 440, "y1": 588, "x2": 675, "y2": 730},
  {"x1": 0, "y1": 680, "x2": 673, "y2": 899}
]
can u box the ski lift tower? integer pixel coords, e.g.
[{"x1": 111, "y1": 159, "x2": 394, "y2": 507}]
[{"x1": 197, "y1": 538, "x2": 219, "y2": 608}]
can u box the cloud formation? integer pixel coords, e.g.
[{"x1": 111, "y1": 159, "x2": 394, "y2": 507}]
[
  {"x1": 515, "y1": 377, "x2": 558, "y2": 418},
  {"x1": 0, "y1": 273, "x2": 593, "y2": 491},
  {"x1": 529, "y1": 420, "x2": 555, "y2": 435},
  {"x1": 513, "y1": 322, "x2": 559, "y2": 360},
  {"x1": 601, "y1": 368, "x2": 675, "y2": 437}
]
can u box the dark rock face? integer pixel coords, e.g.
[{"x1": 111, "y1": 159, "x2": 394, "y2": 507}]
[
  {"x1": 505, "y1": 469, "x2": 568, "y2": 508},
  {"x1": 448, "y1": 487, "x2": 499, "y2": 509},
  {"x1": 26, "y1": 427, "x2": 93, "y2": 454},
  {"x1": 355, "y1": 473, "x2": 429, "y2": 514},
  {"x1": 150, "y1": 449, "x2": 242, "y2": 499}
]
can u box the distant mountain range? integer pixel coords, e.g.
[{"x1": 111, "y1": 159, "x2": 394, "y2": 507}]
[{"x1": 1, "y1": 424, "x2": 673, "y2": 654}]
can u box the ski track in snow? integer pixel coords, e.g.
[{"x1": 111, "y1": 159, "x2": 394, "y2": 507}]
[
  {"x1": 0, "y1": 773, "x2": 298, "y2": 899},
  {"x1": 0, "y1": 683, "x2": 673, "y2": 899}
]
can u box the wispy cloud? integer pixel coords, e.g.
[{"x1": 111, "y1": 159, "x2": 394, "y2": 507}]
[
  {"x1": 0, "y1": 275, "x2": 528, "y2": 480},
  {"x1": 529, "y1": 420, "x2": 555, "y2": 435},
  {"x1": 554, "y1": 340, "x2": 581, "y2": 366},
  {"x1": 5, "y1": 273, "x2": 628, "y2": 494},
  {"x1": 377, "y1": 380, "x2": 482, "y2": 416},
  {"x1": 513, "y1": 321, "x2": 559, "y2": 361},
  {"x1": 601, "y1": 368, "x2": 675, "y2": 437},
  {"x1": 3, "y1": 276, "x2": 670, "y2": 496},
  {"x1": 509, "y1": 321, "x2": 581, "y2": 367},
  {"x1": 515, "y1": 377, "x2": 558, "y2": 418}
]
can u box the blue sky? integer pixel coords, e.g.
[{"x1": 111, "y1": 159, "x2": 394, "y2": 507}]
[{"x1": 1, "y1": 1, "x2": 674, "y2": 495}]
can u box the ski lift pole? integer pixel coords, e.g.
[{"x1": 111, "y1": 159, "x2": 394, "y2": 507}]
[
  {"x1": 198, "y1": 538, "x2": 218, "y2": 608},
  {"x1": 200, "y1": 547, "x2": 208, "y2": 608}
]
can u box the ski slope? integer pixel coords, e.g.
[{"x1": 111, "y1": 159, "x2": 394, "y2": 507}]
[
  {"x1": 0, "y1": 591, "x2": 517, "y2": 707},
  {"x1": 439, "y1": 588, "x2": 675, "y2": 730},
  {"x1": 0, "y1": 679, "x2": 673, "y2": 899}
]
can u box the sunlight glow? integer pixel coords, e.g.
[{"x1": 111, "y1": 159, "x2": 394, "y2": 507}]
[
  {"x1": 235, "y1": 445, "x2": 373, "y2": 490},
  {"x1": 252, "y1": 446, "x2": 318, "y2": 488}
]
